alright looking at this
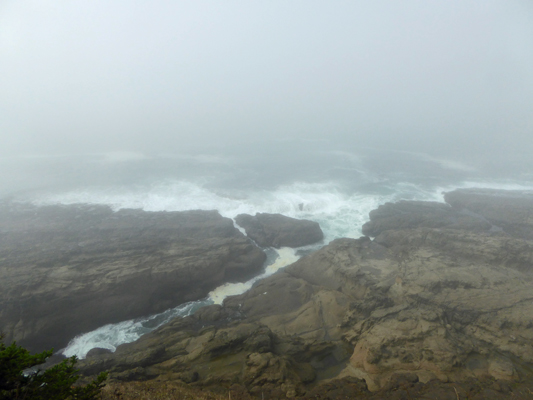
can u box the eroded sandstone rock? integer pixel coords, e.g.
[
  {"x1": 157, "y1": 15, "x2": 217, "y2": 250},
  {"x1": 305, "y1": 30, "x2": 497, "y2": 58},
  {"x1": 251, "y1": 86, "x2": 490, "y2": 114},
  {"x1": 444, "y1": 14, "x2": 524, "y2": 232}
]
[{"x1": 76, "y1": 189, "x2": 533, "y2": 397}]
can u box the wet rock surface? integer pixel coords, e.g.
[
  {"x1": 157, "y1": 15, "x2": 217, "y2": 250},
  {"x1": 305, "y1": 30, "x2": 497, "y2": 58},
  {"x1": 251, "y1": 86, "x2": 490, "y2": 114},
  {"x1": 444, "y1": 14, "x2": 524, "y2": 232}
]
[
  {"x1": 0, "y1": 202, "x2": 266, "y2": 352},
  {"x1": 79, "y1": 188, "x2": 533, "y2": 399},
  {"x1": 234, "y1": 213, "x2": 324, "y2": 248}
]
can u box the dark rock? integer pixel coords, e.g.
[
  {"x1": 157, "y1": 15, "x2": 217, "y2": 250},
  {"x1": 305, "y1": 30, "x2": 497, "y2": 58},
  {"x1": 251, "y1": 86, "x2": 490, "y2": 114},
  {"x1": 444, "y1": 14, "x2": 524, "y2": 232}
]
[
  {"x1": 0, "y1": 202, "x2": 265, "y2": 352},
  {"x1": 235, "y1": 213, "x2": 323, "y2": 248},
  {"x1": 86, "y1": 347, "x2": 113, "y2": 358}
]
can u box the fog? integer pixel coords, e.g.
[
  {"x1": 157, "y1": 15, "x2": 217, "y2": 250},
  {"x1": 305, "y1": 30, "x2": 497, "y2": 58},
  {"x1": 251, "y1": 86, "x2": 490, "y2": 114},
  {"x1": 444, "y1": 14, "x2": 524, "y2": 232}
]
[{"x1": 1, "y1": 1, "x2": 533, "y2": 167}]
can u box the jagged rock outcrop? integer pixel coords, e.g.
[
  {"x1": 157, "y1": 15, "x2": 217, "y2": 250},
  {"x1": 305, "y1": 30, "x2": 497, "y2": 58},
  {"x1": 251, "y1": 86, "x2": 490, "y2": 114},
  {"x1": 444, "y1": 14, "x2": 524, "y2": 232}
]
[
  {"x1": 235, "y1": 213, "x2": 323, "y2": 248},
  {"x1": 0, "y1": 202, "x2": 266, "y2": 352},
  {"x1": 79, "y1": 189, "x2": 533, "y2": 399}
]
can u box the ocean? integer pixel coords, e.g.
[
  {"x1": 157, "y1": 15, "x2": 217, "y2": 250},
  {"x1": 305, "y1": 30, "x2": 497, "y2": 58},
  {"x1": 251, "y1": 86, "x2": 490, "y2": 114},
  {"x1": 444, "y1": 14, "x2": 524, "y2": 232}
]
[{"x1": 3, "y1": 143, "x2": 533, "y2": 358}]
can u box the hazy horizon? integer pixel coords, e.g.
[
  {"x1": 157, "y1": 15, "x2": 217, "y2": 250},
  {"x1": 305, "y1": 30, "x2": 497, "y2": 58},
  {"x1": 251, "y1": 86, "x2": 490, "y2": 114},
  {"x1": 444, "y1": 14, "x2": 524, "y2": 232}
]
[{"x1": 1, "y1": 0, "x2": 533, "y2": 169}]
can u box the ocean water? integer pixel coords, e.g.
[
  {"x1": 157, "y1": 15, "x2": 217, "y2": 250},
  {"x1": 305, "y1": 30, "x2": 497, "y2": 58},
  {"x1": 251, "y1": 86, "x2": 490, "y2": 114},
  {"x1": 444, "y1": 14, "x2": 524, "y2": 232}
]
[{"x1": 3, "y1": 145, "x2": 533, "y2": 358}]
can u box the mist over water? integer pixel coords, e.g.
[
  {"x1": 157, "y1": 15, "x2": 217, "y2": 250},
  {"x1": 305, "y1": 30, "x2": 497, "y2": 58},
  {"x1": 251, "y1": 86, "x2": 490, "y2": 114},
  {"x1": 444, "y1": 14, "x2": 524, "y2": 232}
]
[
  {"x1": 4, "y1": 142, "x2": 533, "y2": 244},
  {"x1": 2, "y1": 1, "x2": 533, "y2": 208}
]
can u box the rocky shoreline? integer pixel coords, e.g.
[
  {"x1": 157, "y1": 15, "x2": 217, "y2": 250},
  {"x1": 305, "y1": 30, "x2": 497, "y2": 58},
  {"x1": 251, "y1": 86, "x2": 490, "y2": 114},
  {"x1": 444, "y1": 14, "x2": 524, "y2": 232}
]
[
  {"x1": 0, "y1": 204, "x2": 324, "y2": 354},
  {"x1": 0, "y1": 203, "x2": 269, "y2": 352},
  {"x1": 3, "y1": 189, "x2": 533, "y2": 399}
]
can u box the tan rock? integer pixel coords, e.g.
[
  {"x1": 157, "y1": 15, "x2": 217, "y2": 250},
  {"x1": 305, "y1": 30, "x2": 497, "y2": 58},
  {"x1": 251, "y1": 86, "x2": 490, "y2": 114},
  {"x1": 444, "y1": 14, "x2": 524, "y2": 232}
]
[{"x1": 78, "y1": 189, "x2": 533, "y2": 396}]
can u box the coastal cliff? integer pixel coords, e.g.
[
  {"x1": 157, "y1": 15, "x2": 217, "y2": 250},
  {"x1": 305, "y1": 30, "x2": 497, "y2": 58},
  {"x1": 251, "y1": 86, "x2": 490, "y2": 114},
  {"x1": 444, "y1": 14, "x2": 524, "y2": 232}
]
[{"x1": 79, "y1": 189, "x2": 533, "y2": 399}]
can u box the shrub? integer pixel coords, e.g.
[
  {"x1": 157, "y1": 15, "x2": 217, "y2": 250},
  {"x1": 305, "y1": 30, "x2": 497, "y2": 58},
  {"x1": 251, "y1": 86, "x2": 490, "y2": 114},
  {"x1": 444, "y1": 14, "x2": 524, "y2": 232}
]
[{"x1": 0, "y1": 335, "x2": 107, "y2": 400}]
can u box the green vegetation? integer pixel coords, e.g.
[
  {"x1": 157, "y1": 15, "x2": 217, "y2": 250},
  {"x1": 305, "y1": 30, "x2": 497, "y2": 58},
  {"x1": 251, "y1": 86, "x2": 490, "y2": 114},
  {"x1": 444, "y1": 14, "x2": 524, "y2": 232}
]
[{"x1": 0, "y1": 336, "x2": 107, "y2": 400}]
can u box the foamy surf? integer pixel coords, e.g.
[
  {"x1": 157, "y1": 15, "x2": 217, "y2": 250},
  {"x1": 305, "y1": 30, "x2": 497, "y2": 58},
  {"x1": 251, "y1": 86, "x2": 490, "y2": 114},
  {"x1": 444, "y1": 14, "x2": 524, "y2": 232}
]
[
  {"x1": 34, "y1": 178, "x2": 533, "y2": 243},
  {"x1": 62, "y1": 300, "x2": 209, "y2": 359},
  {"x1": 31, "y1": 180, "x2": 404, "y2": 242},
  {"x1": 208, "y1": 247, "x2": 300, "y2": 304},
  {"x1": 62, "y1": 248, "x2": 300, "y2": 359}
]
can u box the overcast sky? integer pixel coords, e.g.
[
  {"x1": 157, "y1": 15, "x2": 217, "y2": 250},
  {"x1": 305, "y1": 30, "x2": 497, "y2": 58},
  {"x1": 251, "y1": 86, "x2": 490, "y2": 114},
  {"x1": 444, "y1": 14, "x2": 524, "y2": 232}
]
[{"x1": 1, "y1": 0, "x2": 532, "y2": 161}]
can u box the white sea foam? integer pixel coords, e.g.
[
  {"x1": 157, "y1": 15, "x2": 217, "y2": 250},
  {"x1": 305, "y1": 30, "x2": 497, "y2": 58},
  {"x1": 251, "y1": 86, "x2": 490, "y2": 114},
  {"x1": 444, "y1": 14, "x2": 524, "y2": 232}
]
[
  {"x1": 209, "y1": 247, "x2": 300, "y2": 304},
  {"x1": 62, "y1": 300, "x2": 205, "y2": 359},
  {"x1": 32, "y1": 180, "x2": 402, "y2": 242},
  {"x1": 33, "y1": 177, "x2": 533, "y2": 257},
  {"x1": 40, "y1": 177, "x2": 533, "y2": 248}
]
